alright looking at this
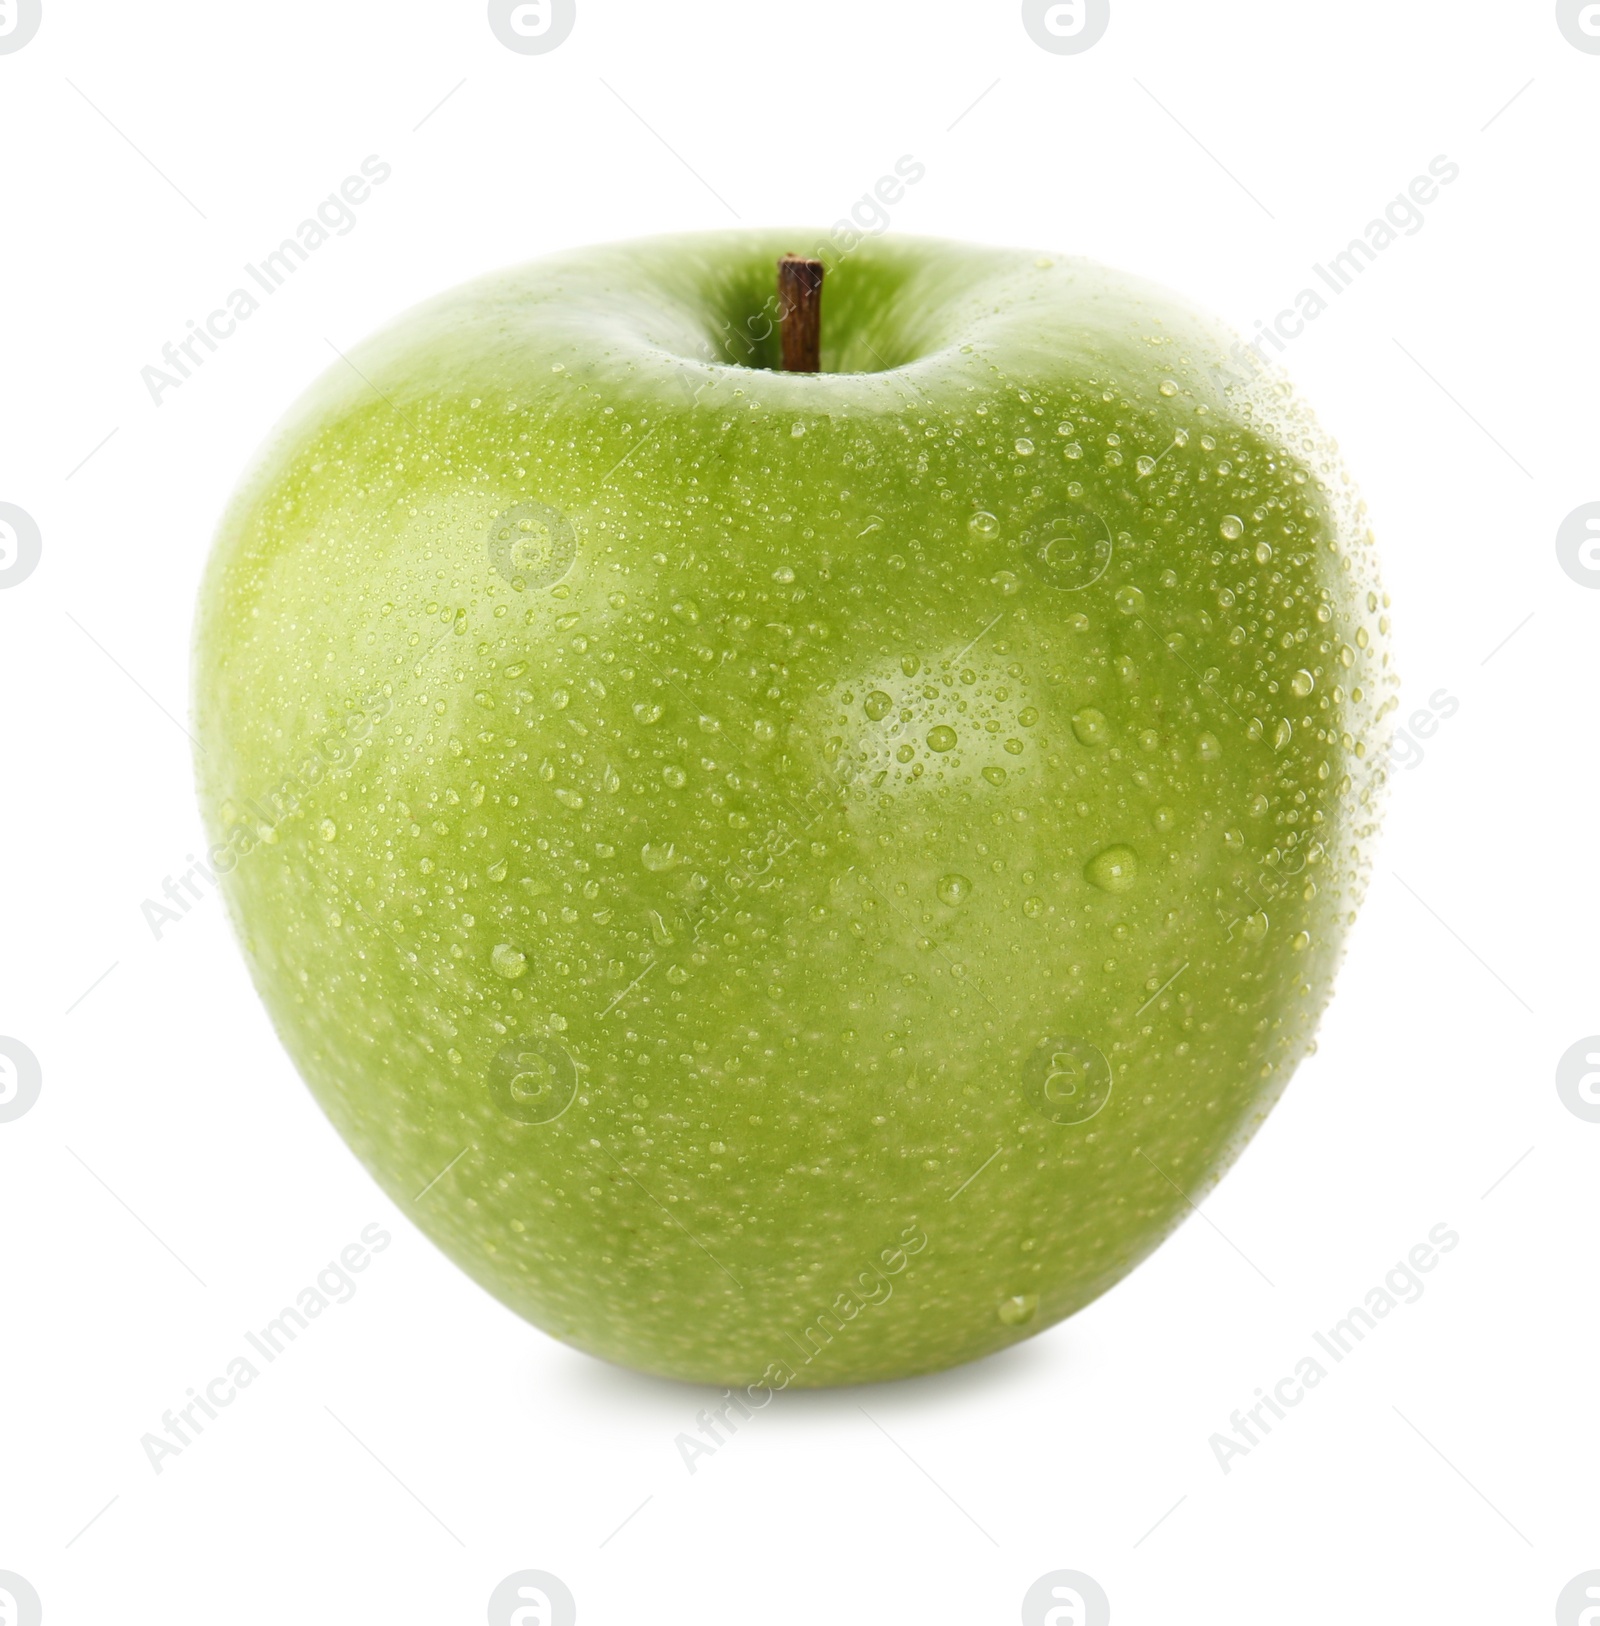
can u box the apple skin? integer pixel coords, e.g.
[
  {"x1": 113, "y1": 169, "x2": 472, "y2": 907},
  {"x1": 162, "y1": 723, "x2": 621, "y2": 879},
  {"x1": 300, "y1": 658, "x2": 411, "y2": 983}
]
[{"x1": 194, "y1": 231, "x2": 1392, "y2": 1386}]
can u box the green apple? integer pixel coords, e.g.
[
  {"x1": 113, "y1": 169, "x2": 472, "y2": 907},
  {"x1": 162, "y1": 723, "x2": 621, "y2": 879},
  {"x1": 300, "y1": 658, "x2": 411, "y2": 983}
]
[{"x1": 194, "y1": 231, "x2": 1392, "y2": 1386}]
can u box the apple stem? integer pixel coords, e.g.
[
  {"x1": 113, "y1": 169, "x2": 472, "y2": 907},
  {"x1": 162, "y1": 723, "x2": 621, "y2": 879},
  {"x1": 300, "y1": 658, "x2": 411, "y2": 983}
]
[{"x1": 778, "y1": 255, "x2": 825, "y2": 373}]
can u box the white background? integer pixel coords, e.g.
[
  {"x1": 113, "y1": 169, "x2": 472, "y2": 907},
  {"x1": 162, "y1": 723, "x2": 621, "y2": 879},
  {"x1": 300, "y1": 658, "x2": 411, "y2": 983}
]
[{"x1": 2, "y1": 2, "x2": 1595, "y2": 1622}]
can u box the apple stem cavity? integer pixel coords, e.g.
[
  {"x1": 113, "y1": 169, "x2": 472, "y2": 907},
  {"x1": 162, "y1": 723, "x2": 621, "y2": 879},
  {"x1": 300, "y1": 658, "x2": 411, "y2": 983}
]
[{"x1": 778, "y1": 255, "x2": 825, "y2": 373}]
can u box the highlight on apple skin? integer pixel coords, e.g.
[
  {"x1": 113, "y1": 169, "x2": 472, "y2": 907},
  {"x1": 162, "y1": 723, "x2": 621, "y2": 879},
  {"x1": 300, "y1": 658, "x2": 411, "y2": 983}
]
[{"x1": 193, "y1": 231, "x2": 1394, "y2": 1386}]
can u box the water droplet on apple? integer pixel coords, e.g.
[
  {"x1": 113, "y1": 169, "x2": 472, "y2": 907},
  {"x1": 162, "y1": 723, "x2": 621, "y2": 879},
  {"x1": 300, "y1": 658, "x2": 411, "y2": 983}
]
[
  {"x1": 1159, "y1": 379, "x2": 1179, "y2": 397},
  {"x1": 491, "y1": 944, "x2": 528, "y2": 979},
  {"x1": 641, "y1": 842, "x2": 679, "y2": 872},
  {"x1": 998, "y1": 1293, "x2": 1038, "y2": 1326},
  {"x1": 554, "y1": 788, "x2": 584, "y2": 809},
  {"x1": 1014, "y1": 438, "x2": 1035, "y2": 456},
  {"x1": 1085, "y1": 845, "x2": 1138, "y2": 892},
  {"x1": 662, "y1": 765, "x2": 686, "y2": 788},
  {"x1": 487, "y1": 857, "x2": 508, "y2": 882},
  {"x1": 1196, "y1": 731, "x2": 1222, "y2": 761},
  {"x1": 968, "y1": 511, "x2": 999, "y2": 538},
  {"x1": 926, "y1": 725, "x2": 958, "y2": 753},
  {"x1": 1220, "y1": 515, "x2": 1244, "y2": 540},
  {"x1": 1115, "y1": 585, "x2": 1145, "y2": 615},
  {"x1": 672, "y1": 598, "x2": 700, "y2": 624},
  {"x1": 937, "y1": 874, "x2": 972, "y2": 907},
  {"x1": 863, "y1": 690, "x2": 893, "y2": 721},
  {"x1": 1291, "y1": 669, "x2": 1315, "y2": 697},
  {"x1": 982, "y1": 765, "x2": 1008, "y2": 786},
  {"x1": 1022, "y1": 895, "x2": 1043, "y2": 918},
  {"x1": 319, "y1": 819, "x2": 337, "y2": 841},
  {"x1": 633, "y1": 701, "x2": 663, "y2": 724},
  {"x1": 1071, "y1": 708, "x2": 1109, "y2": 746}
]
